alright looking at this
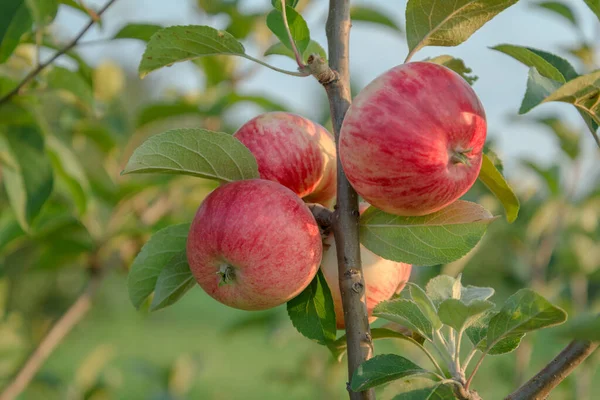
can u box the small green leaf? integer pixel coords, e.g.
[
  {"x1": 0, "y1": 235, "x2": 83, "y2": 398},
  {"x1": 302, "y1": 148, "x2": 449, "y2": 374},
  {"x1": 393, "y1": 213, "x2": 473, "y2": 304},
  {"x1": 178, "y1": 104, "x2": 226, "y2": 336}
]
[
  {"x1": 121, "y1": 129, "x2": 259, "y2": 182},
  {"x1": 425, "y1": 55, "x2": 477, "y2": 85},
  {"x1": 266, "y1": 7, "x2": 310, "y2": 55},
  {"x1": 149, "y1": 252, "x2": 196, "y2": 311},
  {"x1": 478, "y1": 153, "x2": 520, "y2": 223},
  {"x1": 584, "y1": 0, "x2": 600, "y2": 22},
  {"x1": 264, "y1": 39, "x2": 326, "y2": 63},
  {"x1": 46, "y1": 66, "x2": 94, "y2": 109},
  {"x1": 409, "y1": 284, "x2": 442, "y2": 330},
  {"x1": 127, "y1": 223, "x2": 190, "y2": 309},
  {"x1": 350, "y1": 6, "x2": 402, "y2": 32},
  {"x1": 57, "y1": 0, "x2": 88, "y2": 17},
  {"x1": 388, "y1": 376, "x2": 456, "y2": 399},
  {"x1": 486, "y1": 289, "x2": 567, "y2": 350},
  {"x1": 556, "y1": 313, "x2": 600, "y2": 341},
  {"x1": 438, "y1": 299, "x2": 494, "y2": 332},
  {"x1": 138, "y1": 25, "x2": 246, "y2": 79},
  {"x1": 533, "y1": 1, "x2": 578, "y2": 26},
  {"x1": 540, "y1": 70, "x2": 600, "y2": 123},
  {"x1": 461, "y1": 285, "x2": 494, "y2": 304},
  {"x1": 405, "y1": 0, "x2": 517, "y2": 60},
  {"x1": 519, "y1": 67, "x2": 563, "y2": 114},
  {"x1": 465, "y1": 311, "x2": 524, "y2": 355},
  {"x1": 359, "y1": 201, "x2": 496, "y2": 266},
  {"x1": 271, "y1": 0, "x2": 299, "y2": 10},
  {"x1": 350, "y1": 354, "x2": 427, "y2": 392},
  {"x1": 373, "y1": 299, "x2": 434, "y2": 341},
  {"x1": 136, "y1": 102, "x2": 203, "y2": 128},
  {"x1": 0, "y1": 126, "x2": 53, "y2": 231},
  {"x1": 492, "y1": 44, "x2": 578, "y2": 82},
  {"x1": 113, "y1": 23, "x2": 162, "y2": 42},
  {"x1": 25, "y1": 0, "x2": 58, "y2": 27},
  {"x1": 0, "y1": 0, "x2": 33, "y2": 63},
  {"x1": 425, "y1": 275, "x2": 458, "y2": 307},
  {"x1": 287, "y1": 270, "x2": 336, "y2": 346},
  {"x1": 329, "y1": 328, "x2": 424, "y2": 362}
]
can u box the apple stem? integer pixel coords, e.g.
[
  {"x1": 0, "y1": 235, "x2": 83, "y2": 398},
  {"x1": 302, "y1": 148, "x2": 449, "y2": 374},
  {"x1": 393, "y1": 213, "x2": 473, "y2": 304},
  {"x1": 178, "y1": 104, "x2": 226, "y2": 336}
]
[
  {"x1": 217, "y1": 264, "x2": 236, "y2": 286},
  {"x1": 450, "y1": 148, "x2": 473, "y2": 167}
]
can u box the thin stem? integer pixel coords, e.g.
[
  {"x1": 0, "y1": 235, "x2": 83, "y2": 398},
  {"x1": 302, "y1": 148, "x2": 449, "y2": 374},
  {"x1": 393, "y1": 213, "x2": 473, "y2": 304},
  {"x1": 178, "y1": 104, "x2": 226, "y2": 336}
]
[
  {"x1": 418, "y1": 343, "x2": 447, "y2": 378},
  {"x1": 0, "y1": 0, "x2": 119, "y2": 107},
  {"x1": 454, "y1": 330, "x2": 463, "y2": 376},
  {"x1": 462, "y1": 347, "x2": 478, "y2": 371},
  {"x1": 281, "y1": 0, "x2": 306, "y2": 69},
  {"x1": 465, "y1": 350, "x2": 488, "y2": 390},
  {"x1": 242, "y1": 55, "x2": 310, "y2": 77}
]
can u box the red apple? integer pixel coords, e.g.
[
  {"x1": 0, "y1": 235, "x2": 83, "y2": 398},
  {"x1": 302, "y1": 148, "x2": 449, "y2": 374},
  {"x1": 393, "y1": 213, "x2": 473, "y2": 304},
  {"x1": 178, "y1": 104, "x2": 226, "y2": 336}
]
[
  {"x1": 339, "y1": 62, "x2": 487, "y2": 216},
  {"x1": 233, "y1": 111, "x2": 336, "y2": 206},
  {"x1": 321, "y1": 203, "x2": 412, "y2": 329},
  {"x1": 186, "y1": 179, "x2": 322, "y2": 310}
]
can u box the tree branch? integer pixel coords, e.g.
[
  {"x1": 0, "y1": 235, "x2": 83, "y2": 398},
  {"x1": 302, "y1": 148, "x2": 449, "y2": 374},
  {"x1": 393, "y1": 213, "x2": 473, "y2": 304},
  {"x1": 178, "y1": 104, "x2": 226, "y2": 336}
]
[
  {"x1": 0, "y1": 0, "x2": 119, "y2": 107},
  {"x1": 0, "y1": 271, "x2": 104, "y2": 400},
  {"x1": 312, "y1": 1, "x2": 374, "y2": 399},
  {"x1": 504, "y1": 340, "x2": 599, "y2": 400}
]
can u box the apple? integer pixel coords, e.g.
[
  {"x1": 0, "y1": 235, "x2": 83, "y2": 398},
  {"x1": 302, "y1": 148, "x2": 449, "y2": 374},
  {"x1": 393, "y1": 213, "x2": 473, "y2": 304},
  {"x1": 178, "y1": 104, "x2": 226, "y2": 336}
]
[
  {"x1": 234, "y1": 111, "x2": 336, "y2": 206},
  {"x1": 186, "y1": 179, "x2": 323, "y2": 311},
  {"x1": 339, "y1": 62, "x2": 487, "y2": 216},
  {"x1": 321, "y1": 203, "x2": 412, "y2": 329}
]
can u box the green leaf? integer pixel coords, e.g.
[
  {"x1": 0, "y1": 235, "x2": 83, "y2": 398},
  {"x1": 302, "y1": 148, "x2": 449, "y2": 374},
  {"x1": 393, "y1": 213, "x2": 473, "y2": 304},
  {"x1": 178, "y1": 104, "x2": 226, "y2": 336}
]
[
  {"x1": 491, "y1": 44, "x2": 578, "y2": 82},
  {"x1": 0, "y1": 0, "x2": 33, "y2": 63},
  {"x1": 287, "y1": 270, "x2": 336, "y2": 346},
  {"x1": 136, "y1": 102, "x2": 202, "y2": 128},
  {"x1": 425, "y1": 275, "x2": 459, "y2": 307},
  {"x1": 539, "y1": 70, "x2": 600, "y2": 124},
  {"x1": 25, "y1": 0, "x2": 58, "y2": 26},
  {"x1": 478, "y1": 153, "x2": 520, "y2": 223},
  {"x1": 486, "y1": 289, "x2": 567, "y2": 351},
  {"x1": 461, "y1": 285, "x2": 494, "y2": 304},
  {"x1": 127, "y1": 223, "x2": 190, "y2": 309},
  {"x1": 584, "y1": 0, "x2": 600, "y2": 22},
  {"x1": 264, "y1": 39, "x2": 326, "y2": 63},
  {"x1": 149, "y1": 252, "x2": 196, "y2": 311},
  {"x1": 533, "y1": 1, "x2": 577, "y2": 26},
  {"x1": 465, "y1": 311, "x2": 524, "y2": 355},
  {"x1": 121, "y1": 128, "x2": 259, "y2": 182},
  {"x1": 405, "y1": 0, "x2": 517, "y2": 60},
  {"x1": 0, "y1": 210, "x2": 24, "y2": 254},
  {"x1": 556, "y1": 313, "x2": 600, "y2": 341},
  {"x1": 57, "y1": 0, "x2": 88, "y2": 17},
  {"x1": 329, "y1": 328, "x2": 424, "y2": 362},
  {"x1": 266, "y1": 7, "x2": 310, "y2": 55},
  {"x1": 0, "y1": 126, "x2": 53, "y2": 231},
  {"x1": 522, "y1": 160, "x2": 560, "y2": 195},
  {"x1": 138, "y1": 25, "x2": 246, "y2": 79},
  {"x1": 373, "y1": 299, "x2": 434, "y2": 341},
  {"x1": 519, "y1": 67, "x2": 563, "y2": 114},
  {"x1": 113, "y1": 23, "x2": 162, "y2": 42},
  {"x1": 533, "y1": 117, "x2": 580, "y2": 159},
  {"x1": 409, "y1": 284, "x2": 442, "y2": 330},
  {"x1": 425, "y1": 55, "x2": 477, "y2": 85},
  {"x1": 271, "y1": 0, "x2": 299, "y2": 10},
  {"x1": 388, "y1": 376, "x2": 456, "y2": 399},
  {"x1": 438, "y1": 299, "x2": 494, "y2": 332},
  {"x1": 350, "y1": 6, "x2": 402, "y2": 32},
  {"x1": 46, "y1": 66, "x2": 94, "y2": 109},
  {"x1": 350, "y1": 354, "x2": 427, "y2": 392},
  {"x1": 359, "y1": 201, "x2": 496, "y2": 266}
]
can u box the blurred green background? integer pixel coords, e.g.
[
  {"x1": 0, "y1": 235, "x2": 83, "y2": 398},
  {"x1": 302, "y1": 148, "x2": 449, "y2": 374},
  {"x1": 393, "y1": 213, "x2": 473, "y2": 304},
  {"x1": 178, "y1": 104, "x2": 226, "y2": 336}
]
[{"x1": 1, "y1": 0, "x2": 599, "y2": 399}]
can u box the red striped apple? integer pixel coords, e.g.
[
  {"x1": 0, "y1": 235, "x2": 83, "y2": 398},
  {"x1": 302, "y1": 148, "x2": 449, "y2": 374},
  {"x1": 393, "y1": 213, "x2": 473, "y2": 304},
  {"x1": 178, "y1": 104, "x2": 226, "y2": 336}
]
[
  {"x1": 339, "y1": 62, "x2": 487, "y2": 216},
  {"x1": 234, "y1": 112, "x2": 336, "y2": 206},
  {"x1": 321, "y1": 203, "x2": 412, "y2": 329},
  {"x1": 186, "y1": 179, "x2": 322, "y2": 310}
]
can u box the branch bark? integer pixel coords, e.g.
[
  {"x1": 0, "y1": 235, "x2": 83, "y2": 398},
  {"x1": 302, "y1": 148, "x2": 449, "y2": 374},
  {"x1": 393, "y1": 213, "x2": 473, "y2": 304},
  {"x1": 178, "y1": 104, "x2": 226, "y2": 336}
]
[
  {"x1": 505, "y1": 340, "x2": 599, "y2": 400},
  {"x1": 0, "y1": 272, "x2": 104, "y2": 400},
  {"x1": 313, "y1": 1, "x2": 375, "y2": 399},
  {"x1": 0, "y1": 0, "x2": 119, "y2": 107}
]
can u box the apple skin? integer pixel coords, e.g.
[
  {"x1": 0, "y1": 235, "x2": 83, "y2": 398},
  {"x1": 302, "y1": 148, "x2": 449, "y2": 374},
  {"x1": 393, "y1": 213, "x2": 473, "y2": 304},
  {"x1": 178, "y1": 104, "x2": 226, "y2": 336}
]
[
  {"x1": 339, "y1": 62, "x2": 487, "y2": 216},
  {"x1": 186, "y1": 179, "x2": 323, "y2": 311},
  {"x1": 233, "y1": 112, "x2": 336, "y2": 205},
  {"x1": 321, "y1": 203, "x2": 412, "y2": 329}
]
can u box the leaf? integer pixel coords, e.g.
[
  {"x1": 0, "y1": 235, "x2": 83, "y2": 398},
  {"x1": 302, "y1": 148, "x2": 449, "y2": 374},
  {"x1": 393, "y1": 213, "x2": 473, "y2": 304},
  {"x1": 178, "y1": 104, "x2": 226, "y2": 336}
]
[
  {"x1": 136, "y1": 102, "x2": 202, "y2": 128},
  {"x1": 426, "y1": 55, "x2": 477, "y2": 85},
  {"x1": 438, "y1": 299, "x2": 494, "y2": 332},
  {"x1": 359, "y1": 201, "x2": 496, "y2": 266},
  {"x1": 540, "y1": 70, "x2": 600, "y2": 124},
  {"x1": 465, "y1": 311, "x2": 524, "y2": 355},
  {"x1": 425, "y1": 275, "x2": 458, "y2": 307},
  {"x1": 46, "y1": 66, "x2": 94, "y2": 109},
  {"x1": 287, "y1": 270, "x2": 336, "y2": 346},
  {"x1": 556, "y1": 313, "x2": 600, "y2": 341},
  {"x1": 373, "y1": 299, "x2": 434, "y2": 341},
  {"x1": 408, "y1": 284, "x2": 442, "y2": 330},
  {"x1": 478, "y1": 153, "x2": 520, "y2": 223},
  {"x1": 264, "y1": 40, "x2": 326, "y2": 63},
  {"x1": 149, "y1": 252, "x2": 196, "y2": 311},
  {"x1": 388, "y1": 376, "x2": 456, "y2": 399},
  {"x1": 0, "y1": 126, "x2": 53, "y2": 231},
  {"x1": 0, "y1": 0, "x2": 32, "y2": 63},
  {"x1": 350, "y1": 5, "x2": 402, "y2": 32},
  {"x1": 138, "y1": 25, "x2": 246, "y2": 79},
  {"x1": 405, "y1": 0, "x2": 517, "y2": 60},
  {"x1": 127, "y1": 223, "x2": 190, "y2": 309},
  {"x1": 486, "y1": 289, "x2": 567, "y2": 350},
  {"x1": 113, "y1": 23, "x2": 162, "y2": 42},
  {"x1": 350, "y1": 354, "x2": 427, "y2": 392},
  {"x1": 25, "y1": 0, "x2": 58, "y2": 26},
  {"x1": 329, "y1": 328, "x2": 424, "y2": 362},
  {"x1": 533, "y1": 1, "x2": 577, "y2": 26},
  {"x1": 533, "y1": 117, "x2": 580, "y2": 159},
  {"x1": 461, "y1": 285, "x2": 494, "y2": 304},
  {"x1": 271, "y1": 0, "x2": 299, "y2": 10},
  {"x1": 519, "y1": 67, "x2": 563, "y2": 114},
  {"x1": 266, "y1": 7, "x2": 310, "y2": 55},
  {"x1": 121, "y1": 128, "x2": 259, "y2": 182},
  {"x1": 584, "y1": 0, "x2": 600, "y2": 22},
  {"x1": 491, "y1": 44, "x2": 578, "y2": 82}
]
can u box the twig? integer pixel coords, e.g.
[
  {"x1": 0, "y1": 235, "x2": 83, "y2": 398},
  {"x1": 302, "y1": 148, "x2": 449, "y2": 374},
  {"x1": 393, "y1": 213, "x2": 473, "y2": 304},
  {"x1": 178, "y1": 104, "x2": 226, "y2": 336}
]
[
  {"x1": 312, "y1": 1, "x2": 374, "y2": 399},
  {"x1": 281, "y1": 0, "x2": 306, "y2": 69},
  {"x1": 505, "y1": 340, "x2": 598, "y2": 400},
  {"x1": 0, "y1": 0, "x2": 119, "y2": 107},
  {"x1": 0, "y1": 271, "x2": 104, "y2": 400}
]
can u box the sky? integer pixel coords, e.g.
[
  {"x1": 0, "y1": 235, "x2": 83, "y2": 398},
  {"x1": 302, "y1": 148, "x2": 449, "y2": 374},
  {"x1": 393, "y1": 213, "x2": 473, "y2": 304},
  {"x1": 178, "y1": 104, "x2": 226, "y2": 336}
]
[{"x1": 53, "y1": 0, "x2": 600, "y2": 193}]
